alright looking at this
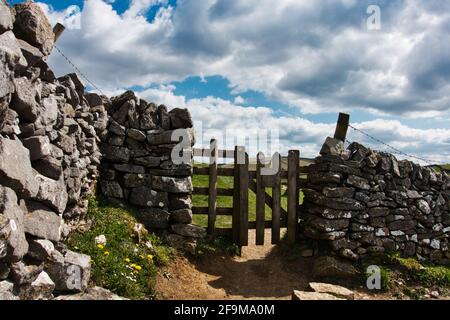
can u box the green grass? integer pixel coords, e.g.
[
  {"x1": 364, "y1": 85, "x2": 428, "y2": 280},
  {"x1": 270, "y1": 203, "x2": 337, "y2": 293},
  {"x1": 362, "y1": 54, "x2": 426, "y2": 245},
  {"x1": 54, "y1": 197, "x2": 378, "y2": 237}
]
[
  {"x1": 192, "y1": 163, "x2": 304, "y2": 228},
  {"x1": 67, "y1": 196, "x2": 175, "y2": 300}
]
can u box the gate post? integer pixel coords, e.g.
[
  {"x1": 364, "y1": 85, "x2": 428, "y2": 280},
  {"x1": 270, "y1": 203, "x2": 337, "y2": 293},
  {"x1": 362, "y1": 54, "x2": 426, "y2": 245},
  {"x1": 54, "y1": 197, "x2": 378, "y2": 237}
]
[
  {"x1": 287, "y1": 150, "x2": 300, "y2": 244},
  {"x1": 207, "y1": 139, "x2": 218, "y2": 235},
  {"x1": 238, "y1": 149, "x2": 249, "y2": 246},
  {"x1": 333, "y1": 112, "x2": 350, "y2": 142}
]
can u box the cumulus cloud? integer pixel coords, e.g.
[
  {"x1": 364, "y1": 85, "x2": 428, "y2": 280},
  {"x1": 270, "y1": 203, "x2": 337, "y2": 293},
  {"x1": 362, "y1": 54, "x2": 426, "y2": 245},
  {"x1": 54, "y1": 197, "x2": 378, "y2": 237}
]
[
  {"x1": 139, "y1": 87, "x2": 450, "y2": 164},
  {"x1": 43, "y1": 0, "x2": 450, "y2": 118}
]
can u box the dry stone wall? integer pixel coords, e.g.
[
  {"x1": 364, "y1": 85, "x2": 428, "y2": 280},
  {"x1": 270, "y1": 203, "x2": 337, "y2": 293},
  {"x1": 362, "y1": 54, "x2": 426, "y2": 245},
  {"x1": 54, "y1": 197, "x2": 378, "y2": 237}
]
[
  {"x1": 98, "y1": 91, "x2": 199, "y2": 238},
  {"x1": 301, "y1": 137, "x2": 450, "y2": 263},
  {"x1": 0, "y1": 1, "x2": 197, "y2": 300}
]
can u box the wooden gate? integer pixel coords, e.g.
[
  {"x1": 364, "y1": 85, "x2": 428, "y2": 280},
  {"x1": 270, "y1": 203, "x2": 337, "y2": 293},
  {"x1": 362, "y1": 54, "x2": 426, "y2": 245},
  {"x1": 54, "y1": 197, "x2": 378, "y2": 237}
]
[{"x1": 192, "y1": 139, "x2": 307, "y2": 246}]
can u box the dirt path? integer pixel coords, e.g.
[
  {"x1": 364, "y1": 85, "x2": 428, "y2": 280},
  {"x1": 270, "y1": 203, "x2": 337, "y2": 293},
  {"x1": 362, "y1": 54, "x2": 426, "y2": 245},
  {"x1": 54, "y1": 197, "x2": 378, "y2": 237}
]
[{"x1": 156, "y1": 229, "x2": 315, "y2": 300}]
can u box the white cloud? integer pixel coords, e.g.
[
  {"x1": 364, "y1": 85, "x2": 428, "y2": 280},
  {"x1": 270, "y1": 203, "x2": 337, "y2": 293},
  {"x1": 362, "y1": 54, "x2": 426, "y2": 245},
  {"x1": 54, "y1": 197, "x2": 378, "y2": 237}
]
[
  {"x1": 44, "y1": 0, "x2": 450, "y2": 118},
  {"x1": 139, "y1": 87, "x2": 450, "y2": 164}
]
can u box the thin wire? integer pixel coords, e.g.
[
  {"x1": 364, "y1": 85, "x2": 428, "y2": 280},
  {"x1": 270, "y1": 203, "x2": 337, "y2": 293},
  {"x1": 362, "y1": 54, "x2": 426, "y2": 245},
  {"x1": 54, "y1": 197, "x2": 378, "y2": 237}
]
[
  {"x1": 54, "y1": 45, "x2": 106, "y2": 96},
  {"x1": 347, "y1": 124, "x2": 445, "y2": 165}
]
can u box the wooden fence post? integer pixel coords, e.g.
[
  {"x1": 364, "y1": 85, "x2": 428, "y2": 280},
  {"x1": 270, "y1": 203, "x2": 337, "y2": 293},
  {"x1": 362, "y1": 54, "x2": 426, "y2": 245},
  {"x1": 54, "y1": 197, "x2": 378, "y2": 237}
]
[
  {"x1": 238, "y1": 148, "x2": 249, "y2": 246},
  {"x1": 232, "y1": 146, "x2": 240, "y2": 244},
  {"x1": 207, "y1": 139, "x2": 218, "y2": 235},
  {"x1": 256, "y1": 152, "x2": 265, "y2": 245},
  {"x1": 287, "y1": 150, "x2": 299, "y2": 244},
  {"x1": 271, "y1": 153, "x2": 281, "y2": 244},
  {"x1": 333, "y1": 112, "x2": 350, "y2": 142},
  {"x1": 53, "y1": 23, "x2": 66, "y2": 42}
]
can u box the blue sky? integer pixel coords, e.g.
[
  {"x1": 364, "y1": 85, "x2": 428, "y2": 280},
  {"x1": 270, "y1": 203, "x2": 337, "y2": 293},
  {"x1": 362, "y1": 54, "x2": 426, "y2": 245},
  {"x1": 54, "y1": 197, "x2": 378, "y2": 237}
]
[{"x1": 22, "y1": 0, "x2": 450, "y2": 162}]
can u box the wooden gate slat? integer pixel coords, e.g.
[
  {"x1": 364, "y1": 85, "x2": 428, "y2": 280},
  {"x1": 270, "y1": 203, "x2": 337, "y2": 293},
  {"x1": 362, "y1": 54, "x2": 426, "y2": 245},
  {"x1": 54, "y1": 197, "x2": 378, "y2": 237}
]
[
  {"x1": 248, "y1": 179, "x2": 288, "y2": 217},
  {"x1": 232, "y1": 147, "x2": 240, "y2": 244},
  {"x1": 193, "y1": 187, "x2": 234, "y2": 196},
  {"x1": 255, "y1": 152, "x2": 265, "y2": 245},
  {"x1": 271, "y1": 153, "x2": 281, "y2": 244},
  {"x1": 287, "y1": 150, "x2": 300, "y2": 244},
  {"x1": 239, "y1": 150, "x2": 249, "y2": 246},
  {"x1": 207, "y1": 139, "x2": 218, "y2": 236}
]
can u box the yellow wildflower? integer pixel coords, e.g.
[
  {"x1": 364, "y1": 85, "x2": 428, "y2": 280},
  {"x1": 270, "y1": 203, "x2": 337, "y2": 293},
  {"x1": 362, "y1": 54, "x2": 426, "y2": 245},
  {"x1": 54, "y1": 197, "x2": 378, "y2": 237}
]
[
  {"x1": 147, "y1": 254, "x2": 154, "y2": 260},
  {"x1": 104, "y1": 251, "x2": 110, "y2": 256},
  {"x1": 124, "y1": 258, "x2": 131, "y2": 263},
  {"x1": 97, "y1": 244, "x2": 104, "y2": 250},
  {"x1": 139, "y1": 254, "x2": 145, "y2": 259},
  {"x1": 135, "y1": 265, "x2": 142, "y2": 271}
]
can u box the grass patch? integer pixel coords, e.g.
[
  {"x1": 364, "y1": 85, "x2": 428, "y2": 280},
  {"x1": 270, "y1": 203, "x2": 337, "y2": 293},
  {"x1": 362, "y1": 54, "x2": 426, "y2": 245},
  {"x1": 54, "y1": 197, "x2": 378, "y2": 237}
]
[
  {"x1": 67, "y1": 195, "x2": 175, "y2": 300},
  {"x1": 195, "y1": 236, "x2": 241, "y2": 257}
]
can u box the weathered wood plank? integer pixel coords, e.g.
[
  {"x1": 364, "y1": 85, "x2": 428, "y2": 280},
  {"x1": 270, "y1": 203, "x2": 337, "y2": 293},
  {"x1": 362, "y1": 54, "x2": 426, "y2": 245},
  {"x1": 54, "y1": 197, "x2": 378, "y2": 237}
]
[
  {"x1": 248, "y1": 220, "x2": 287, "y2": 229},
  {"x1": 334, "y1": 112, "x2": 350, "y2": 142},
  {"x1": 287, "y1": 150, "x2": 300, "y2": 244},
  {"x1": 232, "y1": 147, "x2": 240, "y2": 244},
  {"x1": 272, "y1": 153, "x2": 281, "y2": 244},
  {"x1": 239, "y1": 149, "x2": 249, "y2": 246},
  {"x1": 255, "y1": 152, "x2": 265, "y2": 245},
  {"x1": 207, "y1": 139, "x2": 218, "y2": 235},
  {"x1": 193, "y1": 187, "x2": 234, "y2": 196},
  {"x1": 193, "y1": 207, "x2": 233, "y2": 216}
]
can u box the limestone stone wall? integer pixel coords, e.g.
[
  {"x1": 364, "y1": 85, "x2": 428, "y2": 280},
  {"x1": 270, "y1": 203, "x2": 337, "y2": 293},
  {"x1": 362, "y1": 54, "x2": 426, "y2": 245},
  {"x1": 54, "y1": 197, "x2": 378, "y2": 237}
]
[
  {"x1": 98, "y1": 91, "x2": 197, "y2": 236},
  {"x1": 301, "y1": 137, "x2": 450, "y2": 263},
  {"x1": 1, "y1": 2, "x2": 105, "y2": 299}
]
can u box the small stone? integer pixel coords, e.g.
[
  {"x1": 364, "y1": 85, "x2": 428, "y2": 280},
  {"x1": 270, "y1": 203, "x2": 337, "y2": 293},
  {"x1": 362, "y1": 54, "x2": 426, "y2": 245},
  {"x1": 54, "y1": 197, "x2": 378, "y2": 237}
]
[
  {"x1": 309, "y1": 282, "x2": 354, "y2": 299},
  {"x1": 170, "y1": 209, "x2": 193, "y2": 224},
  {"x1": 99, "y1": 180, "x2": 123, "y2": 199},
  {"x1": 292, "y1": 290, "x2": 345, "y2": 300},
  {"x1": 136, "y1": 208, "x2": 170, "y2": 229},
  {"x1": 320, "y1": 137, "x2": 344, "y2": 156},
  {"x1": 171, "y1": 224, "x2": 206, "y2": 238},
  {"x1": 346, "y1": 175, "x2": 370, "y2": 190},
  {"x1": 152, "y1": 176, "x2": 193, "y2": 193},
  {"x1": 20, "y1": 271, "x2": 55, "y2": 300}
]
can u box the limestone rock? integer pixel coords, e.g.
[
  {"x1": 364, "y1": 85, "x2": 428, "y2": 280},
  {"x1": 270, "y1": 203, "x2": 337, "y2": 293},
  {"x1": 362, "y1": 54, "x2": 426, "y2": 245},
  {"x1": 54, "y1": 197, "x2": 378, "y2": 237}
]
[
  {"x1": 0, "y1": 280, "x2": 18, "y2": 300},
  {"x1": 0, "y1": 138, "x2": 39, "y2": 199},
  {"x1": 0, "y1": 186, "x2": 28, "y2": 262},
  {"x1": 169, "y1": 108, "x2": 193, "y2": 129},
  {"x1": 170, "y1": 209, "x2": 193, "y2": 224},
  {"x1": 33, "y1": 174, "x2": 68, "y2": 215},
  {"x1": 10, "y1": 261, "x2": 42, "y2": 285},
  {"x1": 99, "y1": 180, "x2": 123, "y2": 199},
  {"x1": 53, "y1": 286, "x2": 127, "y2": 300},
  {"x1": 320, "y1": 137, "x2": 344, "y2": 156},
  {"x1": 171, "y1": 224, "x2": 206, "y2": 238},
  {"x1": 129, "y1": 187, "x2": 168, "y2": 208},
  {"x1": 136, "y1": 208, "x2": 170, "y2": 229},
  {"x1": 0, "y1": 2, "x2": 13, "y2": 33},
  {"x1": 23, "y1": 201, "x2": 61, "y2": 242},
  {"x1": 11, "y1": 77, "x2": 41, "y2": 122},
  {"x1": 19, "y1": 271, "x2": 55, "y2": 300},
  {"x1": 292, "y1": 290, "x2": 345, "y2": 300},
  {"x1": 22, "y1": 135, "x2": 52, "y2": 161},
  {"x1": 152, "y1": 176, "x2": 193, "y2": 194},
  {"x1": 0, "y1": 30, "x2": 28, "y2": 69},
  {"x1": 309, "y1": 282, "x2": 354, "y2": 299},
  {"x1": 45, "y1": 250, "x2": 91, "y2": 292},
  {"x1": 27, "y1": 239, "x2": 55, "y2": 261}
]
